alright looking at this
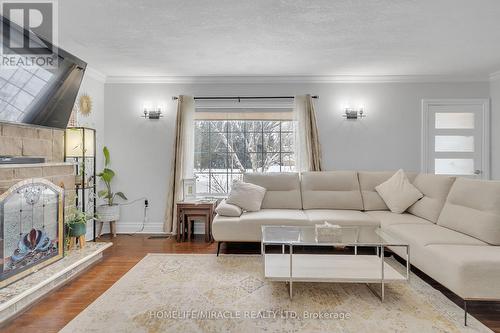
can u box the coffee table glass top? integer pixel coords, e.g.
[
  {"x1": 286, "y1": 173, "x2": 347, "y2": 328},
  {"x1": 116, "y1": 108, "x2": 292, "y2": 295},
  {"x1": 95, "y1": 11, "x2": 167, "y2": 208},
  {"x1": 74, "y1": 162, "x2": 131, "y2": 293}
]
[{"x1": 261, "y1": 225, "x2": 407, "y2": 247}]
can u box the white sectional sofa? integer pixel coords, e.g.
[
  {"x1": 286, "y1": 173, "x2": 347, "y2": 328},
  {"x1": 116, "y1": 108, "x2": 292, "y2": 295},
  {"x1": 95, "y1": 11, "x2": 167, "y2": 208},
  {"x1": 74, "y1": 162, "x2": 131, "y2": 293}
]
[{"x1": 212, "y1": 171, "x2": 500, "y2": 303}]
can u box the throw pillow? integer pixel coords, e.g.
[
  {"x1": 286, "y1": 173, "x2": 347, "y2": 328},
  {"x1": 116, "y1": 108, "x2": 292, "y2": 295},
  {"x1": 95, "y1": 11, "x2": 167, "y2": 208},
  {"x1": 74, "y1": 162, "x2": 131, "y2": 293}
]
[
  {"x1": 226, "y1": 180, "x2": 266, "y2": 212},
  {"x1": 375, "y1": 169, "x2": 423, "y2": 214},
  {"x1": 215, "y1": 199, "x2": 243, "y2": 217}
]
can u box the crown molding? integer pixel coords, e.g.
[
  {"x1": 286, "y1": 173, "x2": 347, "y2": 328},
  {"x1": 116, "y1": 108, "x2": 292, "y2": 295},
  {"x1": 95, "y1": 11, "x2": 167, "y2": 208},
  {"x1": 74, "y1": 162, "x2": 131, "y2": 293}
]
[
  {"x1": 490, "y1": 70, "x2": 500, "y2": 82},
  {"x1": 104, "y1": 74, "x2": 489, "y2": 84},
  {"x1": 84, "y1": 66, "x2": 107, "y2": 83}
]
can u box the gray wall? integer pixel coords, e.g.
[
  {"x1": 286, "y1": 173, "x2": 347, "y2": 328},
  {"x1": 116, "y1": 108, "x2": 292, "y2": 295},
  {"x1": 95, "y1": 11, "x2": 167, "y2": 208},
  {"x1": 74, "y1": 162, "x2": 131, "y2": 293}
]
[
  {"x1": 77, "y1": 74, "x2": 105, "y2": 172},
  {"x1": 103, "y1": 81, "x2": 489, "y2": 232},
  {"x1": 491, "y1": 78, "x2": 500, "y2": 180}
]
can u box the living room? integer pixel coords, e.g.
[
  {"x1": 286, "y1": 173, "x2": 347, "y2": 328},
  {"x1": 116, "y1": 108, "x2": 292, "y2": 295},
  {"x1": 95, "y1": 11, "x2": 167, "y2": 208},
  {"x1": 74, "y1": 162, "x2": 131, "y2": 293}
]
[{"x1": 1, "y1": 1, "x2": 500, "y2": 332}]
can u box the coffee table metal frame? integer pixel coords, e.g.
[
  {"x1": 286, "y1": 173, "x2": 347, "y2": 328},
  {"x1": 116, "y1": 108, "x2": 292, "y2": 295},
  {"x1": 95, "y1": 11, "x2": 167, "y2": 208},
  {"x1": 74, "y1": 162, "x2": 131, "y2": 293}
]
[{"x1": 261, "y1": 225, "x2": 410, "y2": 301}]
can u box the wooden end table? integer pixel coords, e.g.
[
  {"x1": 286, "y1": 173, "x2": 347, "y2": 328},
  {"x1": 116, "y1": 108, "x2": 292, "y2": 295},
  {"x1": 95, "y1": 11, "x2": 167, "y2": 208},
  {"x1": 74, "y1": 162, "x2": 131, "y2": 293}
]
[{"x1": 176, "y1": 200, "x2": 218, "y2": 242}]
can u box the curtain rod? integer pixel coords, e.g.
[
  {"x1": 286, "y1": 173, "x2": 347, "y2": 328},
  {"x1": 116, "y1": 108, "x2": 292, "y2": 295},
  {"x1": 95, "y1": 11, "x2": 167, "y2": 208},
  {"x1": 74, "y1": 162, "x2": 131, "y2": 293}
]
[{"x1": 172, "y1": 95, "x2": 319, "y2": 101}]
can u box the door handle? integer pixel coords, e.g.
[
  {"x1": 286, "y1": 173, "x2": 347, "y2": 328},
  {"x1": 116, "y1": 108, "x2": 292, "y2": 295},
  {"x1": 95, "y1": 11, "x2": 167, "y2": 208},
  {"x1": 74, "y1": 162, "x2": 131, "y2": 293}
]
[{"x1": 474, "y1": 170, "x2": 482, "y2": 175}]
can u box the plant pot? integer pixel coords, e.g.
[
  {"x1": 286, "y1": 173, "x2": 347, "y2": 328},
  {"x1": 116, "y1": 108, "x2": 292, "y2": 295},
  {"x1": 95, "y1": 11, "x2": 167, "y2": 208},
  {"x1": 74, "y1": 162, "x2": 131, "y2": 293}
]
[
  {"x1": 97, "y1": 204, "x2": 120, "y2": 222},
  {"x1": 68, "y1": 223, "x2": 86, "y2": 237}
]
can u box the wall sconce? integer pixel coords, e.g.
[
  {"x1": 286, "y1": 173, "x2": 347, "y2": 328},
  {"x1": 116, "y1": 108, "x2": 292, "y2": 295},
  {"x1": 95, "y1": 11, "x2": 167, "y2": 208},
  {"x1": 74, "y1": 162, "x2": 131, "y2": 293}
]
[
  {"x1": 142, "y1": 107, "x2": 163, "y2": 119},
  {"x1": 342, "y1": 108, "x2": 365, "y2": 120}
]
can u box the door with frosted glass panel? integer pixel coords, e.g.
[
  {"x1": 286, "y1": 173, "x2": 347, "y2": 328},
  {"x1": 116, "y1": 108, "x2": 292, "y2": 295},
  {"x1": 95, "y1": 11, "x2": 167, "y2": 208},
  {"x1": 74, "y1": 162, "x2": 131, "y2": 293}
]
[{"x1": 422, "y1": 99, "x2": 490, "y2": 179}]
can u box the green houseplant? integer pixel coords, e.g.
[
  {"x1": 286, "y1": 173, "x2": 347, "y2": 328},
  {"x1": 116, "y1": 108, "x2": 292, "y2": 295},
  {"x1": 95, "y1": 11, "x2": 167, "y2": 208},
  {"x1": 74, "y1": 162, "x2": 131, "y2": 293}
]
[
  {"x1": 96, "y1": 147, "x2": 127, "y2": 223},
  {"x1": 66, "y1": 208, "x2": 90, "y2": 238}
]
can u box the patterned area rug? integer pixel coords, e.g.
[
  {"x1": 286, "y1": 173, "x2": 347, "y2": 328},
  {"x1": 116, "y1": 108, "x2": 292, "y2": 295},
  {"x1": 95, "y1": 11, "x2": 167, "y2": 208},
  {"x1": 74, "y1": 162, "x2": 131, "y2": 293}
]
[{"x1": 61, "y1": 254, "x2": 491, "y2": 333}]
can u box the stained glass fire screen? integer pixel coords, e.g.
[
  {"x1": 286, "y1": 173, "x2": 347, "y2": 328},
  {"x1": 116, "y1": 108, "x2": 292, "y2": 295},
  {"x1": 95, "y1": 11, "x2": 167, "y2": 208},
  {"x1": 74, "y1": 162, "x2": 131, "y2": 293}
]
[{"x1": 0, "y1": 178, "x2": 64, "y2": 288}]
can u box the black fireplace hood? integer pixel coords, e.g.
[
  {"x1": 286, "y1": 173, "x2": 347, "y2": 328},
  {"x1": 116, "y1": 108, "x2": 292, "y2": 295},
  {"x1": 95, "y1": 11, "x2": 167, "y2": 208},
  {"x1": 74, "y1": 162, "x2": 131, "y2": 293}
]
[{"x1": 0, "y1": 16, "x2": 87, "y2": 129}]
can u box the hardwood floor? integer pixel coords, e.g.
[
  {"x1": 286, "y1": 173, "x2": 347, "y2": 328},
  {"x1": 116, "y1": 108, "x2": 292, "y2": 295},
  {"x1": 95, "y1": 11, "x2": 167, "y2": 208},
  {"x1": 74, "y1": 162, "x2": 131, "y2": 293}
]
[
  {"x1": 1, "y1": 234, "x2": 217, "y2": 333},
  {"x1": 1, "y1": 235, "x2": 499, "y2": 332}
]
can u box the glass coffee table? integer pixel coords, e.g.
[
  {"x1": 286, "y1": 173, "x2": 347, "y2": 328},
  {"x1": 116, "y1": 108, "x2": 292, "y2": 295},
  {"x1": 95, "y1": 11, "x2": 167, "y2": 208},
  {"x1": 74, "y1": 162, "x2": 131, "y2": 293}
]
[{"x1": 261, "y1": 225, "x2": 410, "y2": 301}]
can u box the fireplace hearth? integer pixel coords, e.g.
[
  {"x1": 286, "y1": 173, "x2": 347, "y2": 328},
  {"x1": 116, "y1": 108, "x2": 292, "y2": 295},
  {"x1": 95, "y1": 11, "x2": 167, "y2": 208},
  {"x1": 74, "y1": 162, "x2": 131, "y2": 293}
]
[{"x1": 0, "y1": 178, "x2": 64, "y2": 288}]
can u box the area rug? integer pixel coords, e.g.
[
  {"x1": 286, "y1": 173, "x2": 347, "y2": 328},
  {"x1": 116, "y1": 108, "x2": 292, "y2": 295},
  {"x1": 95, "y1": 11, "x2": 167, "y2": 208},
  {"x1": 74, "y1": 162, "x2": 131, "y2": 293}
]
[{"x1": 61, "y1": 254, "x2": 491, "y2": 333}]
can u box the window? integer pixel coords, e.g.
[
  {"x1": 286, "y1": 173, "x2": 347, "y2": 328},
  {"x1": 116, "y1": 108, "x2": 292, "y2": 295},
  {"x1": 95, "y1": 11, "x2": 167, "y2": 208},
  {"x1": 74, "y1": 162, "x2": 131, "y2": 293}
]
[
  {"x1": 194, "y1": 119, "x2": 296, "y2": 195},
  {"x1": 0, "y1": 67, "x2": 53, "y2": 122}
]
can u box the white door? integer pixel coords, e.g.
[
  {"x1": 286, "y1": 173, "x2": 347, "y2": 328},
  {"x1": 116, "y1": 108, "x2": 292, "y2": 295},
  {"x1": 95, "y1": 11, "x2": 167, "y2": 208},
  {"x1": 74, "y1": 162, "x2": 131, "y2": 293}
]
[{"x1": 422, "y1": 99, "x2": 490, "y2": 179}]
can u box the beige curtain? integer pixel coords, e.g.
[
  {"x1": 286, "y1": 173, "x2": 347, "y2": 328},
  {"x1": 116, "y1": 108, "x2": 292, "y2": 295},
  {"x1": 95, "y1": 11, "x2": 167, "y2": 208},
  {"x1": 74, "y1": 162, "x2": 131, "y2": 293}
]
[
  {"x1": 294, "y1": 94, "x2": 323, "y2": 171},
  {"x1": 164, "y1": 95, "x2": 195, "y2": 233}
]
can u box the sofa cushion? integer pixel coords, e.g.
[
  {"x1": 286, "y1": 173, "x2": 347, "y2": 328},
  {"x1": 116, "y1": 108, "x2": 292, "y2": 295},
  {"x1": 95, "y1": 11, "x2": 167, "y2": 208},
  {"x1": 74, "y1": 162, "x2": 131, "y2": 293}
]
[
  {"x1": 385, "y1": 223, "x2": 485, "y2": 247},
  {"x1": 407, "y1": 174, "x2": 455, "y2": 223},
  {"x1": 375, "y1": 169, "x2": 423, "y2": 214},
  {"x1": 301, "y1": 171, "x2": 363, "y2": 210},
  {"x1": 358, "y1": 171, "x2": 417, "y2": 211},
  {"x1": 226, "y1": 180, "x2": 266, "y2": 212},
  {"x1": 305, "y1": 209, "x2": 379, "y2": 227},
  {"x1": 388, "y1": 240, "x2": 492, "y2": 300},
  {"x1": 386, "y1": 223, "x2": 485, "y2": 281},
  {"x1": 212, "y1": 209, "x2": 309, "y2": 242},
  {"x1": 438, "y1": 178, "x2": 500, "y2": 245},
  {"x1": 366, "y1": 211, "x2": 433, "y2": 229},
  {"x1": 240, "y1": 209, "x2": 308, "y2": 224},
  {"x1": 215, "y1": 199, "x2": 242, "y2": 217},
  {"x1": 244, "y1": 173, "x2": 302, "y2": 209},
  {"x1": 422, "y1": 244, "x2": 500, "y2": 299}
]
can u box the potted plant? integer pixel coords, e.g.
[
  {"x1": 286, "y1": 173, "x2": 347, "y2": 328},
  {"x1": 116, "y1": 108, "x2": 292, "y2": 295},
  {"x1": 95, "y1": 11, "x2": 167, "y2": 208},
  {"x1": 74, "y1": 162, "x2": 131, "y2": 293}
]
[
  {"x1": 66, "y1": 208, "x2": 90, "y2": 238},
  {"x1": 96, "y1": 147, "x2": 127, "y2": 222}
]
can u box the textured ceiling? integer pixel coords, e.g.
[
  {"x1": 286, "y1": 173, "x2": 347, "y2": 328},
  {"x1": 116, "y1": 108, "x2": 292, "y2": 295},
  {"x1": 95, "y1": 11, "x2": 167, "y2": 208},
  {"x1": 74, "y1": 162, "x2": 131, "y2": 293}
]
[{"x1": 58, "y1": 0, "x2": 500, "y2": 77}]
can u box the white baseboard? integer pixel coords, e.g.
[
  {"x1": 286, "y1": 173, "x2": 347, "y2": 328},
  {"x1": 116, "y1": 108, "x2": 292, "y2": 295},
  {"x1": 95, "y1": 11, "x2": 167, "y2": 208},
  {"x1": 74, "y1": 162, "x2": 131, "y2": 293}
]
[
  {"x1": 97, "y1": 222, "x2": 166, "y2": 235},
  {"x1": 118, "y1": 222, "x2": 166, "y2": 234},
  {"x1": 95, "y1": 221, "x2": 206, "y2": 236}
]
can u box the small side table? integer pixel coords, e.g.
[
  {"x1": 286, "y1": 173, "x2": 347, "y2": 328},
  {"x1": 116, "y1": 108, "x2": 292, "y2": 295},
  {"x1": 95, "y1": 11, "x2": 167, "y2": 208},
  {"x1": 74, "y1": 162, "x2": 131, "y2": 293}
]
[{"x1": 176, "y1": 200, "x2": 218, "y2": 242}]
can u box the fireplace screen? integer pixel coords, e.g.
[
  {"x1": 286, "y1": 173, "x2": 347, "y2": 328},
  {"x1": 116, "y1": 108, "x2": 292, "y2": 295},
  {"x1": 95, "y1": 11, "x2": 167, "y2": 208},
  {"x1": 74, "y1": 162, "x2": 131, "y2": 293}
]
[{"x1": 0, "y1": 178, "x2": 64, "y2": 287}]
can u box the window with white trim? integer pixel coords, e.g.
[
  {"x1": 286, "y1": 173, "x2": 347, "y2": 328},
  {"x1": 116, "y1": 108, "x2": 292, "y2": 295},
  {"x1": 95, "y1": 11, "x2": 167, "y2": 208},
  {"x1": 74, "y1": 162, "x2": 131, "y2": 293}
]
[{"x1": 194, "y1": 104, "x2": 296, "y2": 195}]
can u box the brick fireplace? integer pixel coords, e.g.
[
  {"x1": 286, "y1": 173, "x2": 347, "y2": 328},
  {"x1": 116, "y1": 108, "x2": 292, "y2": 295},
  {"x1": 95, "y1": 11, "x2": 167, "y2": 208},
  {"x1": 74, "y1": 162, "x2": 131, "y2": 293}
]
[
  {"x1": 0, "y1": 122, "x2": 76, "y2": 287},
  {"x1": 0, "y1": 123, "x2": 110, "y2": 324},
  {"x1": 0, "y1": 122, "x2": 75, "y2": 200}
]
